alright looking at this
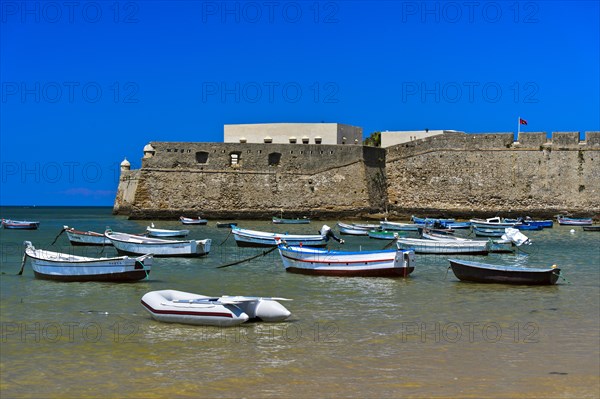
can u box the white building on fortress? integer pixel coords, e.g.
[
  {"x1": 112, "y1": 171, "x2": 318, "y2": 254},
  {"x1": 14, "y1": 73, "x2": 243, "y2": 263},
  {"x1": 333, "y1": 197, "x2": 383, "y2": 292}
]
[{"x1": 224, "y1": 123, "x2": 363, "y2": 145}]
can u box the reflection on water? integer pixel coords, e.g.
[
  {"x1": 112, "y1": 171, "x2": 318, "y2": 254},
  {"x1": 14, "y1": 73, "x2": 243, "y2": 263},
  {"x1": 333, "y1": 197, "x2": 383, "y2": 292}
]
[{"x1": 1, "y1": 207, "x2": 599, "y2": 398}]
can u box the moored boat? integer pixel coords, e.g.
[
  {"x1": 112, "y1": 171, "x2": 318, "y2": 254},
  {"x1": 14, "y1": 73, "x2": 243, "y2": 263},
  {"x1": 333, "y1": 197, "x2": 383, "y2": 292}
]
[
  {"x1": 105, "y1": 230, "x2": 211, "y2": 257},
  {"x1": 146, "y1": 224, "x2": 190, "y2": 238},
  {"x1": 379, "y1": 220, "x2": 421, "y2": 231},
  {"x1": 180, "y1": 216, "x2": 208, "y2": 225},
  {"x1": 472, "y1": 226, "x2": 505, "y2": 237},
  {"x1": 504, "y1": 217, "x2": 553, "y2": 228},
  {"x1": 216, "y1": 222, "x2": 238, "y2": 228},
  {"x1": 337, "y1": 222, "x2": 370, "y2": 236},
  {"x1": 443, "y1": 221, "x2": 472, "y2": 229},
  {"x1": 231, "y1": 225, "x2": 342, "y2": 248},
  {"x1": 556, "y1": 216, "x2": 593, "y2": 226},
  {"x1": 582, "y1": 225, "x2": 600, "y2": 231},
  {"x1": 2, "y1": 219, "x2": 40, "y2": 229},
  {"x1": 411, "y1": 216, "x2": 456, "y2": 224},
  {"x1": 63, "y1": 225, "x2": 112, "y2": 246},
  {"x1": 448, "y1": 259, "x2": 560, "y2": 285},
  {"x1": 367, "y1": 230, "x2": 400, "y2": 240},
  {"x1": 23, "y1": 241, "x2": 151, "y2": 282},
  {"x1": 272, "y1": 216, "x2": 311, "y2": 224},
  {"x1": 420, "y1": 228, "x2": 514, "y2": 253},
  {"x1": 515, "y1": 223, "x2": 543, "y2": 231},
  {"x1": 141, "y1": 290, "x2": 291, "y2": 326},
  {"x1": 396, "y1": 238, "x2": 489, "y2": 255},
  {"x1": 277, "y1": 244, "x2": 415, "y2": 277},
  {"x1": 469, "y1": 217, "x2": 521, "y2": 229}
]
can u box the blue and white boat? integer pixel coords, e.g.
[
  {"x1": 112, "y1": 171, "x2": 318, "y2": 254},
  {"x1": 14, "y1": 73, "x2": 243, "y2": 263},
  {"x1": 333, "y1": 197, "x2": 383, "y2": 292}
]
[
  {"x1": 379, "y1": 220, "x2": 420, "y2": 231},
  {"x1": 396, "y1": 237, "x2": 489, "y2": 255},
  {"x1": 337, "y1": 222, "x2": 370, "y2": 236},
  {"x1": 277, "y1": 244, "x2": 415, "y2": 277},
  {"x1": 556, "y1": 216, "x2": 593, "y2": 226},
  {"x1": 504, "y1": 218, "x2": 553, "y2": 228},
  {"x1": 411, "y1": 216, "x2": 456, "y2": 225},
  {"x1": 472, "y1": 226, "x2": 505, "y2": 237},
  {"x1": 232, "y1": 225, "x2": 343, "y2": 248},
  {"x1": 2, "y1": 219, "x2": 40, "y2": 229},
  {"x1": 469, "y1": 217, "x2": 521, "y2": 229}
]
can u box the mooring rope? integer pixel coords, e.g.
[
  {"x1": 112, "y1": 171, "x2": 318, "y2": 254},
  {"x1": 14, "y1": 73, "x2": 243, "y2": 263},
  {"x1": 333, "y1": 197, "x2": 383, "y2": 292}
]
[
  {"x1": 50, "y1": 227, "x2": 67, "y2": 246},
  {"x1": 219, "y1": 229, "x2": 232, "y2": 246},
  {"x1": 216, "y1": 246, "x2": 277, "y2": 269}
]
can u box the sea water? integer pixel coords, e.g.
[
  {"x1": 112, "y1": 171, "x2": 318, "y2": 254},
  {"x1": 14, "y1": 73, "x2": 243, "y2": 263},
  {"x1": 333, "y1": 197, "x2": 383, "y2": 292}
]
[{"x1": 1, "y1": 206, "x2": 599, "y2": 398}]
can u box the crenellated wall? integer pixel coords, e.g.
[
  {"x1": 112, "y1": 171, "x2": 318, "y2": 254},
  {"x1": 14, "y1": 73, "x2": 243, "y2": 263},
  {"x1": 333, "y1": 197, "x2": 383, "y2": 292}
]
[
  {"x1": 114, "y1": 131, "x2": 600, "y2": 219},
  {"x1": 116, "y1": 142, "x2": 387, "y2": 219},
  {"x1": 385, "y1": 131, "x2": 600, "y2": 218}
]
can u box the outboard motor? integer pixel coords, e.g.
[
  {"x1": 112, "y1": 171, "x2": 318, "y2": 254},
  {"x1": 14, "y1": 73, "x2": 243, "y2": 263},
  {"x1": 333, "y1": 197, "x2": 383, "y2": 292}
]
[{"x1": 320, "y1": 225, "x2": 345, "y2": 244}]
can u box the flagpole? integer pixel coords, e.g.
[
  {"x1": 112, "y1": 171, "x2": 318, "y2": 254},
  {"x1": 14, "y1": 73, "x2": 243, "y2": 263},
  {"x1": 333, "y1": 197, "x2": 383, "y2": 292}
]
[{"x1": 517, "y1": 116, "x2": 520, "y2": 137}]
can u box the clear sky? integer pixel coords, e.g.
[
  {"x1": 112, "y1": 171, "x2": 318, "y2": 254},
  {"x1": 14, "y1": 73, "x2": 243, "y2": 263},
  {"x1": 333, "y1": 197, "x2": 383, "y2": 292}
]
[{"x1": 1, "y1": 0, "x2": 599, "y2": 206}]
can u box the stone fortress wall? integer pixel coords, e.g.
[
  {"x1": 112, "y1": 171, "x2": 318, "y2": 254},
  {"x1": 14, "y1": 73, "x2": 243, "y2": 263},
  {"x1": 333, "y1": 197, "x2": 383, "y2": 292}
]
[
  {"x1": 115, "y1": 142, "x2": 387, "y2": 219},
  {"x1": 114, "y1": 131, "x2": 600, "y2": 219},
  {"x1": 385, "y1": 131, "x2": 600, "y2": 218}
]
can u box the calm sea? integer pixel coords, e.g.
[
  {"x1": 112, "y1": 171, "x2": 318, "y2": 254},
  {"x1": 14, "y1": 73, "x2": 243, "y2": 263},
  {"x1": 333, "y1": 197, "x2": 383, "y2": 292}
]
[{"x1": 1, "y1": 206, "x2": 598, "y2": 398}]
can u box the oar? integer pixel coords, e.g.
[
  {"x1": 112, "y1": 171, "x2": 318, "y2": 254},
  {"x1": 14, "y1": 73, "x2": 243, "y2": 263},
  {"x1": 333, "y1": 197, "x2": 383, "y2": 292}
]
[
  {"x1": 50, "y1": 226, "x2": 68, "y2": 245},
  {"x1": 217, "y1": 246, "x2": 277, "y2": 269},
  {"x1": 17, "y1": 251, "x2": 27, "y2": 276}
]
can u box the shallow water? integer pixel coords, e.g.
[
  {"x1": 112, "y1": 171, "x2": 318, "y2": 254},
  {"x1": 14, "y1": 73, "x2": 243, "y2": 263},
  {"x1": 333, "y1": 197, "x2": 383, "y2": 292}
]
[{"x1": 1, "y1": 207, "x2": 599, "y2": 398}]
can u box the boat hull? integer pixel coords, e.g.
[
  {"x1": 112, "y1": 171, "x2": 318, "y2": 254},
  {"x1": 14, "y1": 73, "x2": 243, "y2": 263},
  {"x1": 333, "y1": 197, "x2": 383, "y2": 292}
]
[
  {"x1": 33, "y1": 269, "x2": 149, "y2": 282},
  {"x1": 557, "y1": 217, "x2": 593, "y2": 226},
  {"x1": 396, "y1": 238, "x2": 488, "y2": 255},
  {"x1": 180, "y1": 217, "x2": 208, "y2": 225},
  {"x1": 66, "y1": 229, "x2": 112, "y2": 246},
  {"x1": 2, "y1": 219, "x2": 40, "y2": 229},
  {"x1": 278, "y1": 245, "x2": 415, "y2": 277},
  {"x1": 380, "y1": 221, "x2": 420, "y2": 231},
  {"x1": 106, "y1": 231, "x2": 211, "y2": 257},
  {"x1": 232, "y1": 227, "x2": 329, "y2": 248},
  {"x1": 146, "y1": 228, "x2": 190, "y2": 238},
  {"x1": 582, "y1": 226, "x2": 600, "y2": 231},
  {"x1": 367, "y1": 230, "x2": 398, "y2": 240},
  {"x1": 448, "y1": 259, "x2": 560, "y2": 285},
  {"x1": 272, "y1": 217, "x2": 310, "y2": 224},
  {"x1": 472, "y1": 227, "x2": 504, "y2": 237},
  {"x1": 25, "y1": 246, "x2": 152, "y2": 282}
]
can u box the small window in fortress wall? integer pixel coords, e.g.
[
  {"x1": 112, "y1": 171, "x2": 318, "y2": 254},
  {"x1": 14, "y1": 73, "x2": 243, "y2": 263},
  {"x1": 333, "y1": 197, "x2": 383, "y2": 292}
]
[
  {"x1": 230, "y1": 152, "x2": 241, "y2": 166},
  {"x1": 268, "y1": 152, "x2": 281, "y2": 166},
  {"x1": 196, "y1": 151, "x2": 209, "y2": 164}
]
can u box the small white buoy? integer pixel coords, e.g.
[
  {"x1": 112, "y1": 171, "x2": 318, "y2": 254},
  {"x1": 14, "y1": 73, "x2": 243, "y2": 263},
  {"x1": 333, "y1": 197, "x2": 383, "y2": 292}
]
[{"x1": 570, "y1": 229, "x2": 575, "y2": 234}]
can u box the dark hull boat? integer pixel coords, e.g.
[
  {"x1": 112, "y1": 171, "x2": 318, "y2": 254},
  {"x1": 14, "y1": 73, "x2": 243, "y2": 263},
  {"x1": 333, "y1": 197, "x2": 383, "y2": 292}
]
[
  {"x1": 582, "y1": 226, "x2": 600, "y2": 232},
  {"x1": 2, "y1": 219, "x2": 40, "y2": 229},
  {"x1": 448, "y1": 259, "x2": 560, "y2": 285}
]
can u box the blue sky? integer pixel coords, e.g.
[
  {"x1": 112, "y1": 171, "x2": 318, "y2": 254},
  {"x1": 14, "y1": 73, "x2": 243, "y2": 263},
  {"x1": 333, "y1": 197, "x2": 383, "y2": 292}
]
[{"x1": 1, "y1": 0, "x2": 599, "y2": 206}]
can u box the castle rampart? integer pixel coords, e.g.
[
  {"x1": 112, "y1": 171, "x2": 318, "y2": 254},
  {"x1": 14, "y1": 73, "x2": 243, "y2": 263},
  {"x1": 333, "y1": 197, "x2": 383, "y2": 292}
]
[{"x1": 114, "y1": 131, "x2": 600, "y2": 219}]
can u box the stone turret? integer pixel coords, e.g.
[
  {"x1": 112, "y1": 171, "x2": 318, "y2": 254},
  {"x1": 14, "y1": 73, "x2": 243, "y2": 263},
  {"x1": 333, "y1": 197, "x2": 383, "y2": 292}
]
[
  {"x1": 143, "y1": 143, "x2": 156, "y2": 158},
  {"x1": 120, "y1": 158, "x2": 131, "y2": 172}
]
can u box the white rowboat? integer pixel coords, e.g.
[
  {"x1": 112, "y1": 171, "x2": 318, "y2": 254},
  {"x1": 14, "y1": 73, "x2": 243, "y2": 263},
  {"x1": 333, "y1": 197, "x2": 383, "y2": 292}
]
[
  {"x1": 231, "y1": 225, "x2": 343, "y2": 248},
  {"x1": 396, "y1": 237, "x2": 489, "y2": 255},
  {"x1": 146, "y1": 224, "x2": 190, "y2": 238},
  {"x1": 64, "y1": 226, "x2": 112, "y2": 246},
  {"x1": 105, "y1": 230, "x2": 211, "y2": 257},
  {"x1": 23, "y1": 241, "x2": 151, "y2": 282},
  {"x1": 180, "y1": 216, "x2": 208, "y2": 225},
  {"x1": 277, "y1": 244, "x2": 415, "y2": 277}
]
